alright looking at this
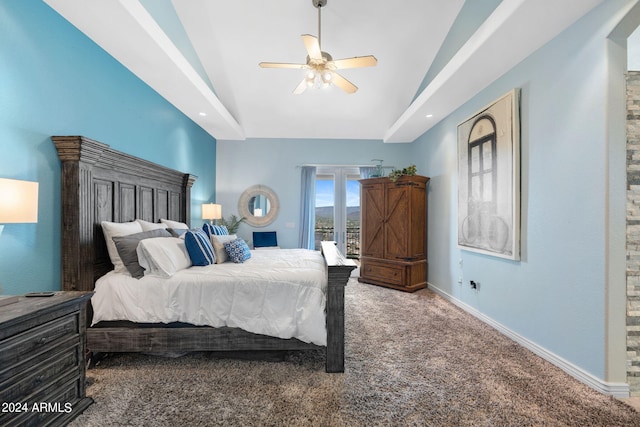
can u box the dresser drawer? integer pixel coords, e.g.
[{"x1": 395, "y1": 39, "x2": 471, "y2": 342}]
[
  {"x1": 0, "y1": 314, "x2": 78, "y2": 371},
  {"x1": 1, "y1": 370, "x2": 82, "y2": 427},
  {"x1": 1, "y1": 341, "x2": 79, "y2": 403},
  {"x1": 361, "y1": 260, "x2": 405, "y2": 285}
]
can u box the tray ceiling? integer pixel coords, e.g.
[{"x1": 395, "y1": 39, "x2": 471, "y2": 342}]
[{"x1": 44, "y1": 0, "x2": 604, "y2": 142}]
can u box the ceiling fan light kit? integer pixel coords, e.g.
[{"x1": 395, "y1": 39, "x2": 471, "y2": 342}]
[{"x1": 259, "y1": 0, "x2": 377, "y2": 94}]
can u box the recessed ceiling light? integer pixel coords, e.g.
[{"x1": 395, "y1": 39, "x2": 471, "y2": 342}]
[
  {"x1": 199, "y1": 112, "x2": 207, "y2": 117},
  {"x1": 425, "y1": 114, "x2": 433, "y2": 118}
]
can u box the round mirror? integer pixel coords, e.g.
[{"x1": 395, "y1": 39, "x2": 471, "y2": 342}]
[
  {"x1": 248, "y1": 195, "x2": 271, "y2": 217},
  {"x1": 238, "y1": 185, "x2": 279, "y2": 227}
]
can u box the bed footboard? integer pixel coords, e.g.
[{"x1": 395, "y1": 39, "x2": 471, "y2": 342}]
[{"x1": 321, "y1": 241, "x2": 356, "y2": 372}]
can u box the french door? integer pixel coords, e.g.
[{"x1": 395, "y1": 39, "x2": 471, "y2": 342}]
[{"x1": 315, "y1": 167, "x2": 361, "y2": 258}]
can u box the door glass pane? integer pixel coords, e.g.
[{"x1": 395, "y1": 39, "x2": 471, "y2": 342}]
[
  {"x1": 314, "y1": 169, "x2": 361, "y2": 260},
  {"x1": 346, "y1": 176, "x2": 360, "y2": 258},
  {"x1": 315, "y1": 176, "x2": 334, "y2": 245}
]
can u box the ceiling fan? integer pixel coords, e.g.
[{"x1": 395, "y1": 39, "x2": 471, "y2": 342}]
[{"x1": 258, "y1": 0, "x2": 377, "y2": 94}]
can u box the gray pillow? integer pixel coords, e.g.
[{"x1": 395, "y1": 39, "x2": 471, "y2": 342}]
[
  {"x1": 113, "y1": 228, "x2": 172, "y2": 278},
  {"x1": 167, "y1": 227, "x2": 188, "y2": 237}
]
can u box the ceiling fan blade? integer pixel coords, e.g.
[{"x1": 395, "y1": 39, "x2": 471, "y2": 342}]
[
  {"x1": 293, "y1": 78, "x2": 308, "y2": 95},
  {"x1": 331, "y1": 72, "x2": 358, "y2": 94},
  {"x1": 259, "y1": 62, "x2": 307, "y2": 69},
  {"x1": 331, "y1": 55, "x2": 378, "y2": 69},
  {"x1": 302, "y1": 34, "x2": 322, "y2": 62}
]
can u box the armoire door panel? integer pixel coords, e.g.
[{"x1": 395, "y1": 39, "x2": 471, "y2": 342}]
[
  {"x1": 385, "y1": 186, "x2": 409, "y2": 259},
  {"x1": 361, "y1": 184, "x2": 385, "y2": 258},
  {"x1": 410, "y1": 186, "x2": 427, "y2": 257}
]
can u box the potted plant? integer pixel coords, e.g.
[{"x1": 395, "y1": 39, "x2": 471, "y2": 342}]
[
  {"x1": 219, "y1": 214, "x2": 246, "y2": 234},
  {"x1": 388, "y1": 164, "x2": 417, "y2": 182}
]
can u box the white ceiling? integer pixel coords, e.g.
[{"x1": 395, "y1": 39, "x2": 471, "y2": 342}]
[{"x1": 44, "y1": 0, "x2": 604, "y2": 143}]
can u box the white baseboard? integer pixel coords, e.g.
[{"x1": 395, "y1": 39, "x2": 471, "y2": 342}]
[{"x1": 427, "y1": 283, "x2": 630, "y2": 398}]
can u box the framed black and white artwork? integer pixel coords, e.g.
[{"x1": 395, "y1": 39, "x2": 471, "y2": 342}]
[{"x1": 457, "y1": 89, "x2": 520, "y2": 260}]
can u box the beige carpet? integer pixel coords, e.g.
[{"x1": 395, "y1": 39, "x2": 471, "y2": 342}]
[{"x1": 70, "y1": 280, "x2": 640, "y2": 426}]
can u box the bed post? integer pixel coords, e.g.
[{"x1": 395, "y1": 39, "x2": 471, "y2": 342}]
[{"x1": 321, "y1": 241, "x2": 356, "y2": 373}]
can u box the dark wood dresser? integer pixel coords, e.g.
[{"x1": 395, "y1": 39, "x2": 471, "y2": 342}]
[
  {"x1": 0, "y1": 292, "x2": 93, "y2": 426},
  {"x1": 359, "y1": 175, "x2": 429, "y2": 292}
]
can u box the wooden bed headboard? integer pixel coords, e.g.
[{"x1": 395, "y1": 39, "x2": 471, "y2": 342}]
[{"x1": 53, "y1": 136, "x2": 197, "y2": 292}]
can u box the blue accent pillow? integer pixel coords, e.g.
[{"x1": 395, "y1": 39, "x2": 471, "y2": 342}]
[
  {"x1": 202, "y1": 223, "x2": 229, "y2": 237},
  {"x1": 184, "y1": 229, "x2": 216, "y2": 266},
  {"x1": 224, "y1": 238, "x2": 252, "y2": 263}
]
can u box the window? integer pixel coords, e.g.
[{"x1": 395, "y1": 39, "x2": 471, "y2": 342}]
[{"x1": 315, "y1": 167, "x2": 361, "y2": 258}]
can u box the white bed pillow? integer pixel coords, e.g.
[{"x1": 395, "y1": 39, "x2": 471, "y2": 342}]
[
  {"x1": 210, "y1": 234, "x2": 237, "y2": 264},
  {"x1": 101, "y1": 220, "x2": 144, "y2": 273},
  {"x1": 136, "y1": 219, "x2": 168, "y2": 231},
  {"x1": 137, "y1": 237, "x2": 192, "y2": 278},
  {"x1": 160, "y1": 218, "x2": 189, "y2": 230}
]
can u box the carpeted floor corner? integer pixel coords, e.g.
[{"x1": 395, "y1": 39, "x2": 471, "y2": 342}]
[{"x1": 70, "y1": 280, "x2": 640, "y2": 426}]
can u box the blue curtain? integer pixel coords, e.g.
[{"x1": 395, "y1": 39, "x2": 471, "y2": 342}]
[{"x1": 299, "y1": 166, "x2": 316, "y2": 249}]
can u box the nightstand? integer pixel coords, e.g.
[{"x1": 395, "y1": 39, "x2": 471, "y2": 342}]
[{"x1": 0, "y1": 292, "x2": 93, "y2": 426}]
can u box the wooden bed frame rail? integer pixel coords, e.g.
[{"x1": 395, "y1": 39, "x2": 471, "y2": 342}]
[{"x1": 54, "y1": 136, "x2": 355, "y2": 372}]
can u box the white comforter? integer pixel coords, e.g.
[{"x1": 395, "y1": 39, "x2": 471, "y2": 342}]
[{"x1": 91, "y1": 249, "x2": 328, "y2": 346}]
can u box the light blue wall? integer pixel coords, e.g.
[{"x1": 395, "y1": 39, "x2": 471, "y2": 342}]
[
  {"x1": 409, "y1": 0, "x2": 633, "y2": 381},
  {"x1": 216, "y1": 138, "x2": 413, "y2": 248},
  {"x1": 0, "y1": 0, "x2": 216, "y2": 295}
]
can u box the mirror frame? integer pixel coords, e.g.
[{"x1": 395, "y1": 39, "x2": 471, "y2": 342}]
[{"x1": 238, "y1": 184, "x2": 280, "y2": 227}]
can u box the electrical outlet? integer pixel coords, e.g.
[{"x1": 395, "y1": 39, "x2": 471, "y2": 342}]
[
  {"x1": 457, "y1": 276, "x2": 463, "y2": 285},
  {"x1": 470, "y1": 280, "x2": 479, "y2": 291}
]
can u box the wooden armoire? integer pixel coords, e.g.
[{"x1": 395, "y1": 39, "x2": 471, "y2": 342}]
[{"x1": 358, "y1": 175, "x2": 429, "y2": 292}]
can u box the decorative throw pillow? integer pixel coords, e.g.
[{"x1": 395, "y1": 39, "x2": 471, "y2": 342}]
[
  {"x1": 210, "y1": 234, "x2": 237, "y2": 264},
  {"x1": 203, "y1": 223, "x2": 229, "y2": 237},
  {"x1": 167, "y1": 228, "x2": 188, "y2": 238},
  {"x1": 101, "y1": 220, "x2": 143, "y2": 273},
  {"x1": 224, "y1": 238, "x2": 252, "y2": 263},
  {"x1": 136, "y1": 219, "x2": 168, "y2": 231},
  {"x1": 112, "y1": 228, "x2": 172, "y2": 278},
  {"x1": 160, "y1": 218, "x2": 189, "y2": 230},
  {"x1": 137, "y1": 237, "x2": 192, "y2": 277},
  {"x1": 184, "y1": 229, "x2": 216, "y2": 266}
]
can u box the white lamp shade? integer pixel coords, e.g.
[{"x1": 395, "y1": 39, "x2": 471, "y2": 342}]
[
  {"x1": 0, "y1": 178, "x2": 38, "y2": 223},
  {"x1": 202, "y1": 203, "x2": 222, "y2": 220}
]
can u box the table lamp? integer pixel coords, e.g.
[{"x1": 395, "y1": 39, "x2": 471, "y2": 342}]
[
  {"x1": 202, "y1": 203, "x2": 222, "y2": 225},
  {"x1": 0, "y1": 178, "x2": 39, "y2": 305}
]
